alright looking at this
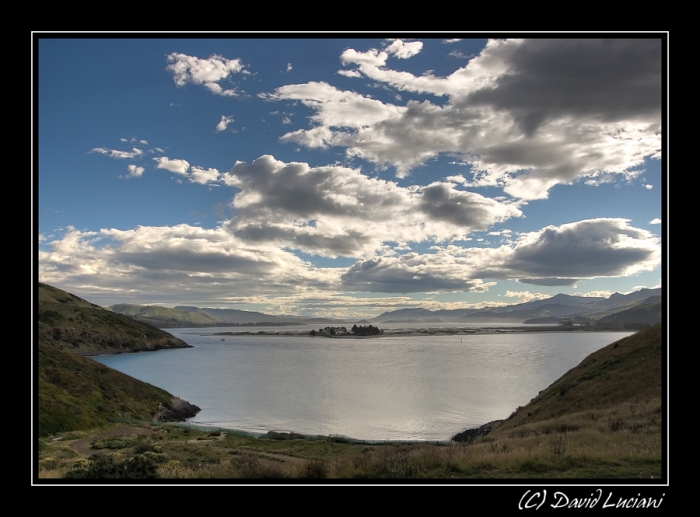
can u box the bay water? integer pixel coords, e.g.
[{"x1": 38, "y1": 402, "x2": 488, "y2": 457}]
[{"x1": 92, "y1": 327, "x2": 632, "y2": 441}]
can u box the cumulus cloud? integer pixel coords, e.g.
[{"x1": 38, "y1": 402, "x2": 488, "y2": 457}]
[
  {"x1": 166, "y1": 52, "x2": 246, "y2": 97},
  {"x1": 126, "y1": 164, "x2": 144, "y2": 178},
  {"x1": 154, "y1": 156, "x2": 190, "y2": 175},
  {"x1": 268, "y1": 38, "x2": 661, "y2": 198},
  {"x1": 216, "y1": 115, "x2": 234, "y2": 132},
  {"x1": 476, "y1": 218, "x2": 661, "y2": 285},
  {"x1": 341, "y1": 251, "x2": 487, "y2": 293},
  {"x1": 385, "y1": 39, "x2": 423, "y2": 59},
  {"x1": 221, "y1": 155, "x2": 521, "y2": 257},
  {"x1": 263, "y1": 81, "x2": 405, "y2": 130},
  {"x1": 341, "y1": 218, "x2": 659, "y2": 293},
  {"x1": 38, "y1": 216, "x2": 661, "y2": 307},
  {"x1": 38, "y1": 225, "x2": 340, "y2": 306},
  {"x1": 190, "y1": 166, "x2": 220, "y2": 185},
  {"x1": 648, "y1": 218, "x2": 661, "y2": 224}
]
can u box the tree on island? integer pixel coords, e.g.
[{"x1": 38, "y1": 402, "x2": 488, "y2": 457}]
[{"x1": 351, "y1": 324, "x2": 383, "y2": 336}]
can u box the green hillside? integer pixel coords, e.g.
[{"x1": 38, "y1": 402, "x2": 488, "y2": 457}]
[
  {"x1": 36, "y1": 283, "x2": 199, "y2": 437},
  {"x1": 496, "y1": 324, "x2": 662, "y2": 429},
  {"x1": 39, "y1": 283, "x2": 191, "y2": 354}
]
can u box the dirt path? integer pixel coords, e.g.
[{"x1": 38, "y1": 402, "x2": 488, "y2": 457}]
[
  {"x1": 68, "y1": 426, "x2": 159, "y2": 457},
  {"x1": 68, "y1": 426, "x2": 309, "y2": 467}
]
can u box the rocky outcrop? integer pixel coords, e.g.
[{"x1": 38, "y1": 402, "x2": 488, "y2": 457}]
[
  {"x1": 152, "y1": 397, "x2": 201, "y2": 422},
  {"x1": 451, "y1": 419, "x2": 503, "y2": 443}
]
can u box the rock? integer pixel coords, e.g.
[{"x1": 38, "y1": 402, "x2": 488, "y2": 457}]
[{"x1": 152, "y1": 397, "x2": 200, "y2": 422}]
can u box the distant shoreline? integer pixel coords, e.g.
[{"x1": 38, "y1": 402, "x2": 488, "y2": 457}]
[{"x1": 211, "y1": 325, "x2": 634, "y2": 338}]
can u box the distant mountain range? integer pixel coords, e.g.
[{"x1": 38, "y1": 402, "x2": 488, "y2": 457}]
[
  {"x1": 108, "y1": 288, "x2": 662, "y2": 329},
  {"x1": 371, "y1": 288, "x2": 662, "y2": 327}
]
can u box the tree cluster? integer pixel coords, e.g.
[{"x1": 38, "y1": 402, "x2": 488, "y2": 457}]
[{"x1": 351, "y1": 324, "x2": 383, "y2": 336}]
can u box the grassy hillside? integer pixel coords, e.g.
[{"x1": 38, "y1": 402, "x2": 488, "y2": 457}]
[
  {"x1": 498, "y1": 324, "x2": 662, "y2": 428},
  {"x1": 39, "y1": 283, "x2": 191, "y2": 354},
  {"x1": 36, "y1": 283, "x2": 199, "y2": 437},
  {"x1": 38, "y1": 343, "x2": 173, "y2": 436},
  {"x1": 594, "y1": 300, "x2": 661, "y2": 328}
]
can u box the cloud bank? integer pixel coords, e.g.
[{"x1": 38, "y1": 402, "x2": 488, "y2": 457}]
[{"x1": 268, "y1": 39, "x2": 661, "y2": 197}]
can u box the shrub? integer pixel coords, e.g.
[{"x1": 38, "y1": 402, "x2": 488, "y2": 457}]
[{"x1": 63, "y1": 453, "x2": 159, "y2": 479}]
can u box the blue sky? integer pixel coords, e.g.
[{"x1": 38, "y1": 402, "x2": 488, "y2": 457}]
[{"x1": 36, "y1": 35, "x2": 664, "y2": 317}]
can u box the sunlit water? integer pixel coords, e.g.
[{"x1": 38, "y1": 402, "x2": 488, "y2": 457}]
[{"x1": 92, "y1": 327, "x2": 632, "y2": 441}]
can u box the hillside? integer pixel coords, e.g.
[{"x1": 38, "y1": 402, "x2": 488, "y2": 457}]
[
  {"x1": 495, "y1": 324, "x2": 662, "y2": 430},
  {"x1": 594, "y1": 299, "x2": 661, "y2": 328},
  {"x1": 39, "y1": 283, "x2": 191, "y2": 354},
  {"x1": 36, "y1": 283, "x2": 199, "y2": 437}
]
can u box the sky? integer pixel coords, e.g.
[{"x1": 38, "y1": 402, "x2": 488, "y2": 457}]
[{"x1": 35, "y1": 35, "x2": 665, "y2": 318}]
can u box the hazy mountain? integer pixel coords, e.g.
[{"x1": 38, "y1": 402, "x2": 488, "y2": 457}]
[{"x1": 372, "y1": 288, "x2": 662, "y2": 325}]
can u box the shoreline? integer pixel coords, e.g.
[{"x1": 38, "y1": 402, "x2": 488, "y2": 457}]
[{"x1": 210, "y1": 325, "x2": 634, "y2": 338}]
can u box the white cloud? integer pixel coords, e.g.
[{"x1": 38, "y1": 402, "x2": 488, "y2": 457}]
[
  {"x1": 222, "y1": 155, "x2": 522, "y2": 258},
  {"x1": 477, "y1": 218, "x2": 661, "y2": 285},
  {"x1": 268, "y1": 39, "x2": 661, "y2": 199},
  {"x1": 385, "y1": 39, "x2": 423, "y2": 59},
  {"x1": 154, "y1": 156, "x2": 190, "y2": 175},
  {"x1": 337, "y1": 69, "x2": 362, "y2": 78},
  {"x1": 286, "y1": 63, "x2": 292, "y2": 72},
  {"x1": 504, "y1": 290, "x2": 549, "y2": 303},
  {"x1": 648, "y1": 218, "x2": 661, "y2": 224},
  {"x1": 645, "y1": 184, "x2": 654, "y2": 189},
  {"x1": 341, "y1": 252, "x2": 486, "y2": 293},
  {"x1": 444, "y1": 39, "x2": 462, "y2": 44},
  {"x1": 263, "y1": 81, "x2": 405, "y2": 130},
  {"x1": 448, "y1": 50, "x2": 470, "y2": 59},
  {"x1": 38, "y1": 225, "x2": 340, "y2": 306},
  {"x1": 126, "y1": 164, "x2": 144, "y2": 178},
  {"x1": 166, "y1": 53, "x2": 246, "y2": 97},
  {"x1": 91, "y1": 147, "x2": 144, "y2": 159},
  {"x1": 39, "y1": 215, "x2": 662, "y2": 309},
  {"x1": 342, "y1": 218, "x2": 660, "y2": 293},
  {"x1": 190, "y1": 166, "x2": 220, "y2": 185},
  {"x1": 573, "y1": 290, "x2": 613, "y2": 298},
  {"x1": 216, "y1": 115, "x2": 235, "y2": 132}
]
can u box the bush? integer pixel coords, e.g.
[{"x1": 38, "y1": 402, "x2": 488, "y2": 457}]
[{"x1": 63, "y1": 453, "x2": 159, "y2": 480}]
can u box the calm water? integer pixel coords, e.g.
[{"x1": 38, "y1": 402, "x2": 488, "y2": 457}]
[{"x1": 93, "y1": 327, "x2": 632, "y2": 441}]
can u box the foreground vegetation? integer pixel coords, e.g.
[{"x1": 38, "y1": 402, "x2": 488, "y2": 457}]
[{"x1": 36, "y1": 325, "x2": 664, "y2": 481}]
